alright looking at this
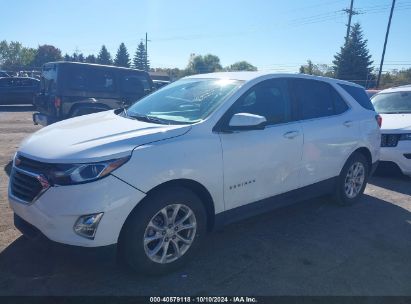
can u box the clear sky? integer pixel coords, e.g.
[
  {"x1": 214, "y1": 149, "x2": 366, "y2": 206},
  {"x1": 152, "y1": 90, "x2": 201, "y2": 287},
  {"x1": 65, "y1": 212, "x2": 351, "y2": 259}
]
[{"x1": 2, "y1": 0, "x2": 410, "y2": 72}]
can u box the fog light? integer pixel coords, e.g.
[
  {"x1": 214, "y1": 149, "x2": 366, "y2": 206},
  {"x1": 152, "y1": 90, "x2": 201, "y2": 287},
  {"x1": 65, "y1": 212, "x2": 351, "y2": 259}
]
[{"x1": 73, "y1": 213, "x2": 103, "y2": 239}]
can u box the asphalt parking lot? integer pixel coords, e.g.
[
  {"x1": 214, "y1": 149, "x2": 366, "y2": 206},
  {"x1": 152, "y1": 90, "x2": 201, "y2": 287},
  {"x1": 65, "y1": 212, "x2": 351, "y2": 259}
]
[{"x1": 0, "y1": 106, "x2": 410, "y2": 296}]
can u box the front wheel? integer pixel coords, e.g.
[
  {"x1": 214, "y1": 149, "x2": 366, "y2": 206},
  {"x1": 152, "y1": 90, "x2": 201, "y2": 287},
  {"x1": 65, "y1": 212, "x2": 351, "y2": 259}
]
[
  {"x1": 334, "y1": 153, "x2": 369, "y2": 206},
  {"x1": 118, "y1": 187, "x2": 207, "y2": 275}
]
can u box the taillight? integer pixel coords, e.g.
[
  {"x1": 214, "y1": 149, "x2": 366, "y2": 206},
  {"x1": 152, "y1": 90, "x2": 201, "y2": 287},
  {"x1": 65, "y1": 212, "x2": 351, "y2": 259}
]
[
  {"x1": 54, "y1": 96, "x2": 61, "y2": 108},
  {"x1": 376, "y1": 114, "x2": 382, "y2": 128}
]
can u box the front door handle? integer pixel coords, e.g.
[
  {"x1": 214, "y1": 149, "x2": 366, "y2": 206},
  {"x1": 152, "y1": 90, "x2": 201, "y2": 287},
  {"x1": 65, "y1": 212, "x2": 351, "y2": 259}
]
[
  {"x1": 283, "y1": 131, "x2": 299, "y2": 139},
  {"x1": 343, "y1": 120, "x2": 353, "y2": 127}
]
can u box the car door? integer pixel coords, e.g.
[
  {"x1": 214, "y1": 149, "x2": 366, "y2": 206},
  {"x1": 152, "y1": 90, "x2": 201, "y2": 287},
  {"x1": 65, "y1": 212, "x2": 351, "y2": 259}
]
[
  {"x1": 218, "y1": 78, "x2": 304, "y2": 211},
  {"x1": 291, "y1": 78, "x2": 359, "y2": 186}
]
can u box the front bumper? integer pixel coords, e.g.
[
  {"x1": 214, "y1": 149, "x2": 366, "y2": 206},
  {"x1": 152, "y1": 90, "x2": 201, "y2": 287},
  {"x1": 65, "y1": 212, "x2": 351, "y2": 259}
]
[
  {"x1": 380, "y1": 140, "x2": 411, "y2": 176},
  {"x1": 9, "y1": 175, "x2": 146, "y2": 247}
]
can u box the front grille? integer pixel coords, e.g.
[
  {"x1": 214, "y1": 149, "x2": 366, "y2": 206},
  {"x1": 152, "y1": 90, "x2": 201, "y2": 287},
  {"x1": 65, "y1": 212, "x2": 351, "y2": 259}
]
[
  {"x1": 381, "y1": 134, "x2": 400, "y2": 147},
  {"x1": 11, "y1": 170, "x2": 43, "y2": 203},
  {"x1": 16, "y1": 155, "x2": 53, "y2": 173}
]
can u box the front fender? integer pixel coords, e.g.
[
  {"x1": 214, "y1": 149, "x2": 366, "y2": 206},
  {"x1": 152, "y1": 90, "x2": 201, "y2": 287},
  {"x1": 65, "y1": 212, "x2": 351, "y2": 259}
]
[{"x1": 112, "y1": 132, "x2": 225, "y2": 214}]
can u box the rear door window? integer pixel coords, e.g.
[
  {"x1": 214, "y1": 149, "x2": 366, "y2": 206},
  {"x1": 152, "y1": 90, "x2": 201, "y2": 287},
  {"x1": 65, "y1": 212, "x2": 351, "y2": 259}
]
[
  {"x1": 69, "y1": 68, "x2": 115, "y2": 92},
  {"x1": 293, "y1": 79, "x2": 334, "y2": 120},
  {"x1": 89, "y1": 70, "x2": 115, "y2": 92}
]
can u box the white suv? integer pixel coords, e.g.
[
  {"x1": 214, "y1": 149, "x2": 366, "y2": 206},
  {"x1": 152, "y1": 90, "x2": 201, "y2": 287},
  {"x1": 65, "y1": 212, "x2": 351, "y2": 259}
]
[
  {"x1": 9, "y1": 72, "x2": 380, "y2": 274},
  {"x1": 371, "y1": 85, "x2": 411, "y2": 176}
]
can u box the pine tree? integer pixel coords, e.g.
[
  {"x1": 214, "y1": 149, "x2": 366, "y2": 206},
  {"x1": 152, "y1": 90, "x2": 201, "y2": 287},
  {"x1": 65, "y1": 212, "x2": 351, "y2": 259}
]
[
  {"x1": 333, "y1": 23, "x2": 373, "y2": 85},
  {"x1": 97, "y1": 45, "x2": 112, "y2": 65},
  {"x1": 133, "y1": 42, "x2": 149, "y2": 71},
  {"x1": 114, "y1": 42, "x2": 130, "y2": 67},
  {"x1": 78, "y1": 53, "x2": 85, "y2": 62},
  {"x1": 85, "y1": 54, "x2": 96, "y2": 63}
]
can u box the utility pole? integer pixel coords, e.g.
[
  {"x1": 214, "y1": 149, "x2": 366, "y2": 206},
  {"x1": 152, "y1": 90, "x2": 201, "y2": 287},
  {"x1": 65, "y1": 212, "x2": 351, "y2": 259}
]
[
  {"x1": 377, "y1": 0, "x2": 396, "y2": 88},
  {"x1": 345, "y1": 0, "x2": 354, "y2": 40},
  {"x1": 343, "y1": 0, "x2": 360, "y2": 41},
  {"x1": 145, "y1": 32, "x2": 151, "y2": 71}
]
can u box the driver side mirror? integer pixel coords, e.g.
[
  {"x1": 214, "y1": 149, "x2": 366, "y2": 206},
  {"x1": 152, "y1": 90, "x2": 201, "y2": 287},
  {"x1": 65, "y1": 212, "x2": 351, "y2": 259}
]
[{"x1": 228, "y1": 113, "x2": 267, "y2": 130}]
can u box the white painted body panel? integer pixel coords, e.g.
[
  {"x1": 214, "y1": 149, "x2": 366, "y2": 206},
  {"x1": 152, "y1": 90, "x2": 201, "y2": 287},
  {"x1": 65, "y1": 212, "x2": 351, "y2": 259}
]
[
  {"x1": 380, "y1": 113, "x2": 411, "y2": 131},
  {"x1": 18, "y1": 110, "x2": 191, "y2": 163},
  {"x1": 9, "y1": 175, "x2": 145, "y2": 246},
  {"x1": 113, "y1": 126, "x2": 226, "y2": 213},
  {"x1": 8, "y1": 72, "x2": 381, "y2": 247},
  {"x1": 379, "y1": 113, "x2": 411, "y2": 176},
  {"x1": 219, "y1": 122, "x2": 303, "y2": 209}
]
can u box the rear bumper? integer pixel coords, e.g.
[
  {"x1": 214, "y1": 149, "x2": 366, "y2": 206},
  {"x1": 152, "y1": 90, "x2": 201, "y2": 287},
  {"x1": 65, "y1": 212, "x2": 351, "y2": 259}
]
[{"x1": 33, "y1": 112, "x2": 57, "y2": 126}]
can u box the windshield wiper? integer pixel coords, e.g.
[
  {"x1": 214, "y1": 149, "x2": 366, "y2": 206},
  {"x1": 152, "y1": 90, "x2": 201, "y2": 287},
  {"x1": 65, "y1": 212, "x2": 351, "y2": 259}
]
[
  {"x1": 128, "y1": 113, "x2": 170, "y2": 124},
  {"x1": 379, "y1": 111, "x2": 411, "y2": 114}
]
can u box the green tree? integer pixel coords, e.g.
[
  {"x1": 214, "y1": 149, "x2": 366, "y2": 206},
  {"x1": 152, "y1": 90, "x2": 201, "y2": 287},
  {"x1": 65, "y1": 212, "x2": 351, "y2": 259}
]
[
  {"x1": 97, "y1": 45, "x2": 112, "y2": 65},
  {"x1": 299, "y1": 60, "x2": 315, "y2": 75},
  {"x1": 114, "y1": 42, "x2": 130, "y2": 67},
  {"x1": 133, "y1": 42, "x2": 149, "y2": 71},
  {"x1": 64, "y1": 53, "x2": 71, "y2": 61},
  {"x1": 379, "y1": 68, "x2": 411, "y2": 88},
  {"x1": 85, "y1": 54, "x2": 97, "y2": 63},
  {"x1": 20, "y1": 47, "x2": 37, "y2": 68},
  {"x1": 187, "y1": 54, "x2": 222, "y2": 74},
  {"x1": 0, "y1": 40, "x2": 37, "y2": 70},
  {"x1": 300, "y1": 60, "x2": 334, "y2": 77},
  {"x1": 33, "y1": 44, "x2": 62, "y2": 68},
  {"x1": 333, "y1": 23, "x2": 373, "y2": 85},
  {"x1": 77, "y1": 53, "x2": 85, "y2": 62},
  {"x1": 226, "y1": 61, "x2": 257, "y2": 71}
]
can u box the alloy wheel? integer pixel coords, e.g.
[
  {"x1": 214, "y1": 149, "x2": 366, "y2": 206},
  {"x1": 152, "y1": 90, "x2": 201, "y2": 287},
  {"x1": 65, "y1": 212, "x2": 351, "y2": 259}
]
[
  {"x1": 344, "y1": 162, "x2": 365, "y2": 199},
  {"x1": 143, "y1": 204, "x2": 197, "y2": 264}
]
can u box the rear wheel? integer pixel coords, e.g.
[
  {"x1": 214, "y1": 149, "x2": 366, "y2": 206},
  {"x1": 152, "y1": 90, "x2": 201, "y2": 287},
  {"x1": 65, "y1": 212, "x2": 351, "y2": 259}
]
[
  {"x1": 118, "y1": 187, "x2": 207, "y2": 275},
  {"x1": 334, "y1": 153, "x2": 369, "y2": 205}
]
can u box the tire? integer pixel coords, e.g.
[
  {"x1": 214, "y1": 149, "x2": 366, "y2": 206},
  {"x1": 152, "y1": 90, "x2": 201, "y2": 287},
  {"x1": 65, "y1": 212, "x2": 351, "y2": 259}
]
[
  {"x1": 118, "y1": 187, "x2": 207, "y2": 275},
  {"x1": 334, "y1": 152, "x2": 369, "y2": 206}
]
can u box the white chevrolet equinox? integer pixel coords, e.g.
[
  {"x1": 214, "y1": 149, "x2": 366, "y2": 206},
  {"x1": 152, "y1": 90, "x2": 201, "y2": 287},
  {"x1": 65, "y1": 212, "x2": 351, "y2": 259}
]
[{"x1": 9, "y1": 72, "x2": 381, "y2": 274}]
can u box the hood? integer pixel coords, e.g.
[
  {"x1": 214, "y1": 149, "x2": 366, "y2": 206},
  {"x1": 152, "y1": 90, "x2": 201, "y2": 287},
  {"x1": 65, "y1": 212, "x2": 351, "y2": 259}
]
[
  {"x1": 19, "y1": 110, "x2": 191, "y2": 163},
  {"x1": 380, "y1": 113, "x2": 411, "y2": 133}
]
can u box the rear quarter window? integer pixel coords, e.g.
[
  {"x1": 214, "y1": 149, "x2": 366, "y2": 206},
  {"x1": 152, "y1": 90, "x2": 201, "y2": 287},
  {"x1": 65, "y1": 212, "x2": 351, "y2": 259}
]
[
  {"x1": 122, "y1": 75, "x2": 146, "y2": 94},
  {"x1": 69, "y1": 68, "x2": 115, "y2": 92},
  {"x1": 338, "y1": 84, "x2": 374, "y2": 111}
]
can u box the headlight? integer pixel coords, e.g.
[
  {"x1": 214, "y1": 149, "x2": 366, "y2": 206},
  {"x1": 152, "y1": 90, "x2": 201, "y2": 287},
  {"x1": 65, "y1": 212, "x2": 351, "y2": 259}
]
[
  {"x1": 49, "y1": 156, "x2": 130, "y2": 185},
  {"x1": 399, "y1": 133, "x2": 411, "y2": 141}
]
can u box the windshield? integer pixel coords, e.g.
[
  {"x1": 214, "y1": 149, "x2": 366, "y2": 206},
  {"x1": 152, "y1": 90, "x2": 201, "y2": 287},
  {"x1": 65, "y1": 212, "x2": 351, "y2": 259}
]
[
  {"x1": 126, "y1": 78, "x2": 243, "y2": 124},
  {"x1": 372, "y1": 91, "x2": 411, "y2": 114}
]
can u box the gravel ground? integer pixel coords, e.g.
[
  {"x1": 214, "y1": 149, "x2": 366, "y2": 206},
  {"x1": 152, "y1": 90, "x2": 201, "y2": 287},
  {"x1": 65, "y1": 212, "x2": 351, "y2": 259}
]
[{"x1": 0, "y1": 107, "x2": 410, "y2": 296}]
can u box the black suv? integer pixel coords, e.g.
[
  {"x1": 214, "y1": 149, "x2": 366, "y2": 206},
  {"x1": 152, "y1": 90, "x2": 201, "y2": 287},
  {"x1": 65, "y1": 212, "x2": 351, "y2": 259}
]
[
  {"x1": 33, "y1": 62, "x2": 154, "y2": 125},
  {"x1": 0, "y1": 77, "x2": 40, "y2": 105}
]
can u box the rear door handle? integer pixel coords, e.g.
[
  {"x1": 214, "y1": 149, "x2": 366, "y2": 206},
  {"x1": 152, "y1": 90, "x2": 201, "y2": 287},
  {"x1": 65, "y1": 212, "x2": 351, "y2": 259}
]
[
  {"x1": 343, "y1": 120, "x2": 353, "y2": 127},
  {"x1": 283, "y1": 131, "x2": 299, "y2": 139}
]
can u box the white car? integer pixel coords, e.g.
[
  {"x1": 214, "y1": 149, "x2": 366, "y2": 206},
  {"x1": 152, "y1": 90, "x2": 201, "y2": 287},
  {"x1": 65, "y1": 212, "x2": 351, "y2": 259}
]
[
  {"x1": 371, "y1": 85, "x2": 411, "y2": 176},
  {"x1": 8, "y1": 72, "x2": 381, "y2": 274}
]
